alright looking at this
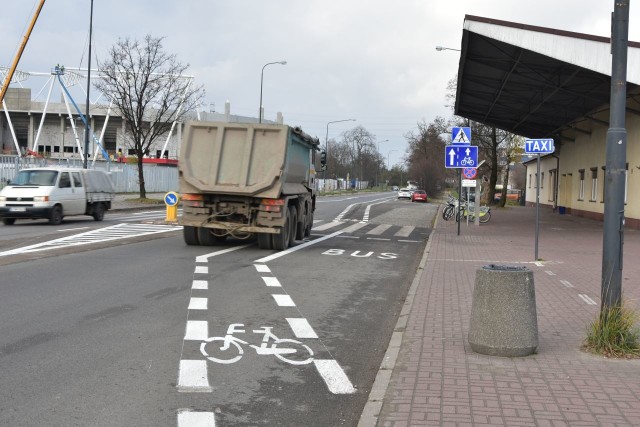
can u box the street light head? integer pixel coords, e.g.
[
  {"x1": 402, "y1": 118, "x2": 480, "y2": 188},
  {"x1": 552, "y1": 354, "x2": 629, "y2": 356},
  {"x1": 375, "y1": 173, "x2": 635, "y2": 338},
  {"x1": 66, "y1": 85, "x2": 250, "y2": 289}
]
[
  {"x1": 435, "y1": 46, "x2": 444, "y2": 51},
  {"x1": 279, "y1": 61, "x2": 287, "y2": 65}
]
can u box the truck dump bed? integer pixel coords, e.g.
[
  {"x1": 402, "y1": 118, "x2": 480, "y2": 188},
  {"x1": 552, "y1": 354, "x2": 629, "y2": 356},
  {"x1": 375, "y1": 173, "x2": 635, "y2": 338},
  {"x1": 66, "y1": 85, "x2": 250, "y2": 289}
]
[{"x1": 179, "y1": 121, "x2": 319, "y2": 199}]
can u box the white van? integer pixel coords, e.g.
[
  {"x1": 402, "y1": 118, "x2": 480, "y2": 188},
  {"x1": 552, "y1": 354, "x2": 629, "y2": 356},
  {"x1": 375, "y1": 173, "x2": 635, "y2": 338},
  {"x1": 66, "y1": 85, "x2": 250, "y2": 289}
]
[{"x1": 0, "y1": 167, "x2": 115, "y2": 225}]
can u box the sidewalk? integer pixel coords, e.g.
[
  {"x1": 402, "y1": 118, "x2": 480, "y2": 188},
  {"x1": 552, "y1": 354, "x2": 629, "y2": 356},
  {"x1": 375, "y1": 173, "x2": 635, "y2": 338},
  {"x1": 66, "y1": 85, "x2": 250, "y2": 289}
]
[
  {"x1": 111, "y1": 193, "x2": 166, "y2": 211},
  {"x1": 365, "y1": 205, "x2": 640, "y2": 426}
]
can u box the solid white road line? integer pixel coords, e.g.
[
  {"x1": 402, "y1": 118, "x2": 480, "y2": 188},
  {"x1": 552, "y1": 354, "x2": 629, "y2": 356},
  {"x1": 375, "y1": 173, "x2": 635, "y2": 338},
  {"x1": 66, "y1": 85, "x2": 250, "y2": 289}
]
[
  {"x1": 194, "y1": 266, "x2": 208, "y2": 274},
  {"x1": 185, "y1": 321, "x2": 209, "y2": 341},
  {"x1": 272, "y1": 294, "x2": 295, "y2": 307},
  {"x1": 313, "y1": 359, "x2": 356, "y2": 394},
  {"x1": 286, "y1": 318, "x2": 318, "y2": 339},
  {"x1": 188, "y1": 298, "x2": 208, "y2": 310},
  {"x1": 177, "y1": 360, "x2": 212, "y2": 392},
  {"x1": 177, "y1": 410, "x2": 216, "y2": 427},
  {"x1": 254, "y1": 231, "x2": 343, "y2": 263},
  {"x1": 192, "y1": 280, "x2": 208, "y2": 290},
  {"x1": 394, "y1": 226, "x2": 414, "y2": 237},
  {"x1": 195, "y1": 244, "x2": 251, "y2": 263},
  {"x1": 254, "y1": 264, "x2": 271, "y2": 273},
  {"x1": 579, "y1": 294, "x2": 597, "y2": 305},
  {"x1": 262, "y1": 277, "x2": 282, "y2": 287}
]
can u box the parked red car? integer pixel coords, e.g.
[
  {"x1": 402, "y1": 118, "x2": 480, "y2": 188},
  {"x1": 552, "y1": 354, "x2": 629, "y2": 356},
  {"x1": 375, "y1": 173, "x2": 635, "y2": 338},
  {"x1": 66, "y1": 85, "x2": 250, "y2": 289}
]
[{"x1": 411, "y1": 190, "x2": 428, "y2": 203}]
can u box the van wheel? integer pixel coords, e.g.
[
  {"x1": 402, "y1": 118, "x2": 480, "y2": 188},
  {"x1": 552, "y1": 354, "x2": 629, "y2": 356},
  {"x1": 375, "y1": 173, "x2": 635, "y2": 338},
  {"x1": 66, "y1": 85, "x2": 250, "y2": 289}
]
[
  {"x1": 92, "y1": 203, "x2": 105, "y2": 221},
  {"x1": 49, "y1": 206, "x2": 63, "y2": 225},
  {"x1": 183, "y1": 226, "x2": 200, "y2": 245},
  {"x1": 2, "y1": 218, "x2": 16, "y2": 225},
  {"x1": 198, "y1": 227, "x2": 227, "y2": 246}
]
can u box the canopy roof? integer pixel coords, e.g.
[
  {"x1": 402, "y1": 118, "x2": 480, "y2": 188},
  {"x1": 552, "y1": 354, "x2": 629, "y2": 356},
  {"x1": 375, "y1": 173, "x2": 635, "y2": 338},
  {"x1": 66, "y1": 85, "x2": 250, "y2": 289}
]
[{"x1": 454, "y1": 15, "x2": 640, "y2": 139}]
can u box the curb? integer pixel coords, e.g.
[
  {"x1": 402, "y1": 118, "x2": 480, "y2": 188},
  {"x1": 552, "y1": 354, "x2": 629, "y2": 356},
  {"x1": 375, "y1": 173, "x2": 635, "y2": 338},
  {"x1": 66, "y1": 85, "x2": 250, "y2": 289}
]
[{"x1": 357, "y1": 208, "x2": 439, "y2": 427}]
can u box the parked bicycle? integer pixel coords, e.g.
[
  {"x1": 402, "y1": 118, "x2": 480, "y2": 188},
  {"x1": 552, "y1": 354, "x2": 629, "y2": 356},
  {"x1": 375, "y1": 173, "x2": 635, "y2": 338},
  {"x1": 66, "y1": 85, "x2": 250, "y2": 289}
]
[
  {"x1": 442, "y1": 195, "x2": 465, "y2": 222},
  {"x1": 462, "y1": 204, "x2": 491, "y2": 223},
  {"x1": 200, "y1": 323, "x2": 314, "y2": 365}
]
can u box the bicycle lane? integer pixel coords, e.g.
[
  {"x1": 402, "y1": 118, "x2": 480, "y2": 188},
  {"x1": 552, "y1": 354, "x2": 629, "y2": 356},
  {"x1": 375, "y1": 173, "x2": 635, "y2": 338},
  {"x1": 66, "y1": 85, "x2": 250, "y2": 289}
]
[{"x1": 175, "y1": 237, "x2": 360, "y2": 427}]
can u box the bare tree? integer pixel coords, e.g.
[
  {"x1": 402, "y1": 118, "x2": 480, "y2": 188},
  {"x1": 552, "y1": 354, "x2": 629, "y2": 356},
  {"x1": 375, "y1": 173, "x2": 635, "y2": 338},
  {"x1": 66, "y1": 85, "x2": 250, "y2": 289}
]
[
  {"x1": 341, "y1": 126, "x2": 375, "y2": 185},
  {"x1": 404, "y1": 117, "x2": 448, "y2": 195},
  {"x1": 94, "y1": 35, "x2": 205, "y2": 198}
]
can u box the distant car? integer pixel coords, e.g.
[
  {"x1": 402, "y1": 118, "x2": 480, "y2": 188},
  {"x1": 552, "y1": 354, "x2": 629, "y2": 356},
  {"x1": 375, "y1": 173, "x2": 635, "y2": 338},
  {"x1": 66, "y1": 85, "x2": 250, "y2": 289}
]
[
  {"x1": 392, "y1": 186, "x2": 399, "y2": 191},
  {"x1": 397, "y1": 188, "x2": 412, "y2": 199},
  {"x1": 411, "y1": 190, "x2": 428, "y2": 203}
]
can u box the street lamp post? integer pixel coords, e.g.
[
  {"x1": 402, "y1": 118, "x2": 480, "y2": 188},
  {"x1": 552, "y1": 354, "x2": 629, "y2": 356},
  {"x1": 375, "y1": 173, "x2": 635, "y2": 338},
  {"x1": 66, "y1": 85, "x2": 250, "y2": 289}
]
[
  {"x1": 258, "y1": 61, "x2": 287, "y2": 124},
  {"x1": 435, "y1": 46, "x2": 461, "y2": 52},
  {"x1": 83, "y1": 0, "x2": 94, "y2": 169},
  {"x1": 323, "y1": 118, "x2": 355, "y2": 192}
]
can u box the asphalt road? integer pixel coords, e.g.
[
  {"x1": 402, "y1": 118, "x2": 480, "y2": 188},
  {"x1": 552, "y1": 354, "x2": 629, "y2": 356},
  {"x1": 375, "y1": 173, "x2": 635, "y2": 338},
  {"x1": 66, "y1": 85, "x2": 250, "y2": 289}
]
[{"x1": 0, "y1": 192, "x2": 437, "y2": 426}]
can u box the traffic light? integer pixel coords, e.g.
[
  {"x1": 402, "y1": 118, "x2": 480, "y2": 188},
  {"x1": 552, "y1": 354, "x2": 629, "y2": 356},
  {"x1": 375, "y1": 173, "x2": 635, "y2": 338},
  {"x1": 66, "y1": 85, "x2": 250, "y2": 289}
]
[{"x1": 320, "y1": 150, "x2": 327, "y2": 171}]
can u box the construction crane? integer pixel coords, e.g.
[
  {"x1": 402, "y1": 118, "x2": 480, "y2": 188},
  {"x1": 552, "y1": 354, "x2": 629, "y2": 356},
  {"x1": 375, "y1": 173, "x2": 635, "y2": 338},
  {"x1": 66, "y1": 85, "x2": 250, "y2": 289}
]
[{"x1": 0, "y1": 0, "x2": 46, "y2": 106}]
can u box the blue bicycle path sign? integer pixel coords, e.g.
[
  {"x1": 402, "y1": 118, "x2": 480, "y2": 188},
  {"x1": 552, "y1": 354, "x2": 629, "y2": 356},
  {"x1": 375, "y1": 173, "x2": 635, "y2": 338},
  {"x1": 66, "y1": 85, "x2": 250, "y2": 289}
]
[{"x1": 445, "y1": 145, "x2": 478, "y2": 168}]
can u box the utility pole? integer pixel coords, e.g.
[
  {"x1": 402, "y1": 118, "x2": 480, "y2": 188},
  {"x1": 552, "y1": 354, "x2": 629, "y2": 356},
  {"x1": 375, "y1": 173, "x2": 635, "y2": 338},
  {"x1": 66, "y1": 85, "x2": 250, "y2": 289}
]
[{"x1": 601, "y1": 0, "x2": 629, "y2": 312}]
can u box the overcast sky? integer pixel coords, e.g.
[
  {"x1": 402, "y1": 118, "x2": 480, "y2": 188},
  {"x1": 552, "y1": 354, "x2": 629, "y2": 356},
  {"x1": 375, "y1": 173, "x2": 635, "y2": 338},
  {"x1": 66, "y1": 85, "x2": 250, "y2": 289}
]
[{"x1": 1, "y1": 1, "x2": 636, "y2": 167}]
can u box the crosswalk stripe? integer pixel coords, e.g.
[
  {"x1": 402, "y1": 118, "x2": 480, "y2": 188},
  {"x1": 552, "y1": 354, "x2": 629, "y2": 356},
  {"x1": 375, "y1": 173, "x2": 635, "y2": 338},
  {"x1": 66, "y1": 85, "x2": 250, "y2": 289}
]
[
  {"x1": 341, "y1": 222, "x2": 368, "y2": 233},
  {"x1": 312, "y1": 221, "x2": 343, "y2": 231},
  {"x1": 394, "y1": 226, "x2": 415, "y2": 237},
  {"x1": 366, "y1": 224, "x2": 392, "y2": 235}
]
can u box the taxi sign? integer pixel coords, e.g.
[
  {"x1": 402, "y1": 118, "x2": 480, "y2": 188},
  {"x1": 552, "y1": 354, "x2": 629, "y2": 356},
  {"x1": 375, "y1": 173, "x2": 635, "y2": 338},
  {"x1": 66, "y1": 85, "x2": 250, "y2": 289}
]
[
  {"x1": 164, "y1": 191, "x2": 179, "y2": 207},
  {"x1": 525, "y1": 138, "x2": 554, "y2": 154}
]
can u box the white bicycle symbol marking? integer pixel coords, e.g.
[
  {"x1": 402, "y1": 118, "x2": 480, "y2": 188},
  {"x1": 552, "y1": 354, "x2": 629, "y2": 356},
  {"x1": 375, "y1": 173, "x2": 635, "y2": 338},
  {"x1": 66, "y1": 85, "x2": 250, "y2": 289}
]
[
  {"x1": 200, "y1": 323, "x2": 314, "y2": 365},
  {"x1": 460, "y1": 157, "x2": 475, "y2": 166}
]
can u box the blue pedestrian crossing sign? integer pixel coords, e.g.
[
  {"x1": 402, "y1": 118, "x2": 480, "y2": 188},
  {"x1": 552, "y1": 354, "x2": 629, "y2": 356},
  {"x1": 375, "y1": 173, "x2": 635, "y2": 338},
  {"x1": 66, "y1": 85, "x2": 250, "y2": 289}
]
[
  {"x1": 445, "y1": 145, "x2": 478, "y2": 168},
  {"x1": 452, "y1": 127, "x2": 471, "y2": 144},
  {"x1": 524, "y1": 138, "x2": 555, "y2": 154}
]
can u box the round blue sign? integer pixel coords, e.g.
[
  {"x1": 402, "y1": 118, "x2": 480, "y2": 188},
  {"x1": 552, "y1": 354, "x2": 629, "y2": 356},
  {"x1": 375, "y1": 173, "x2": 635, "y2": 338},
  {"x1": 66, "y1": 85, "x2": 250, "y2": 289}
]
[{"x1": 164, "y1": 191, "x2": 179, "y2": 207}]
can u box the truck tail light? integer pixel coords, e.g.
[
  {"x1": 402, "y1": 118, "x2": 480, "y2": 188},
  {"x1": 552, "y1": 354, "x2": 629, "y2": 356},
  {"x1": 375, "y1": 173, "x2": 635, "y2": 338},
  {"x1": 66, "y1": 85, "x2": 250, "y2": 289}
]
[
  {"x1": 260, "y1": 198, "x2": 285, "y2": 213},
  {"x1": 181, "y1": 193, "x2": 204, "y2": 207}
]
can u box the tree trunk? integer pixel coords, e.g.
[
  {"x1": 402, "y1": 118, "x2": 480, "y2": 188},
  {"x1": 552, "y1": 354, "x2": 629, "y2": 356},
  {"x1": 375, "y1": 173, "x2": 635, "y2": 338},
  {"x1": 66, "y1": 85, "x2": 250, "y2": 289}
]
[
  {"x1": 137, "y1": 158, "x2": 146, "y2": 199},
  {"x1": 488, "y1": 127, "x2": 498, "y2": 204}
]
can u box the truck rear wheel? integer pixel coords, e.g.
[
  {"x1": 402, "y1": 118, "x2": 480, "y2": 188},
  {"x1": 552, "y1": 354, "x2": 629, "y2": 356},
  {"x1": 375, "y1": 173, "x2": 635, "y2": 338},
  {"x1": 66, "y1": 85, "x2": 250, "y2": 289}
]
[
  {"x1": 257, "y1": 233, "x2": 273, "y2": 249},
  {"x1": 183, "y1": 226, "x2": 200, "y2": 245},
  {"x1": 304, "y1": 211, "x2": 313, "y2": 237},
  {"x1": 296, "y1": 204, "x2": 306, "y2": 240},
  {"x1": 272, "y1": 206, "x2": 291, "y2": 251},
  {"x1": 288, "y1": 205, "x2": 297, "y2": 247},
  {"x1": 198, "y1": 227, "x2": 227, "y2": 246}
]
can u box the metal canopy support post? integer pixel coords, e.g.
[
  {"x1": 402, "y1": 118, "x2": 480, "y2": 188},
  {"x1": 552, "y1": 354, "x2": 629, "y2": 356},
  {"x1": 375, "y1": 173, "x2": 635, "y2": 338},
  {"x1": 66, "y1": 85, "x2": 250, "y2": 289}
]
[
  {"x1": 535, "y1": 153, "x2": 540, "y2": 260},
  {"x1": 601, "y1": 0, "x2": 629, "y2": 311},
  {"x1": 457, "y1": 169, "x2": 462, "y2": 236}
]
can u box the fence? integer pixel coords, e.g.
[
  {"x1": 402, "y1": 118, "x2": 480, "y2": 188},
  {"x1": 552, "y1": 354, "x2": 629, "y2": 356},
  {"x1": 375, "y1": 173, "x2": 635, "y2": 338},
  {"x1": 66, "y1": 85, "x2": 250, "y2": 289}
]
[{"x1": 0, "y1": 155, "x2": 178, "y2": 193}]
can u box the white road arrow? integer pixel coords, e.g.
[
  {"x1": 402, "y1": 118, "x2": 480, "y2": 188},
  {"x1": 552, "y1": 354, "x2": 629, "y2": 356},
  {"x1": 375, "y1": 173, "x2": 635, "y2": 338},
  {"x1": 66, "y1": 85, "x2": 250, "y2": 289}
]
[
  {"x1": 448, "y1": 148, "x2": 456, "y2": 165},
  {"x1": 465, "y1": 147, "x2": 470, "y2": 156}
]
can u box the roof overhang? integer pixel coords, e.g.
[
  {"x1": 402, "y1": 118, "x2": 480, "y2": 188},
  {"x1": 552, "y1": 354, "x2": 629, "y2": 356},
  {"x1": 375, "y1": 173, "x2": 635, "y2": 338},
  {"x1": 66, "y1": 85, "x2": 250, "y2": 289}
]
[{"x1": 454, "y1": 15, "x2": 640, "y2": 139}]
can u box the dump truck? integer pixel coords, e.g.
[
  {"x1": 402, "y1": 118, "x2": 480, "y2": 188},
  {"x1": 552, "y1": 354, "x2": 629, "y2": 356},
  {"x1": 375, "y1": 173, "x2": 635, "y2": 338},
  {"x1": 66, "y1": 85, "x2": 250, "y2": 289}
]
[
  {"x1": 178, "y1": 121, "x2": 322, "y2": 250},
  {"x1": 0, "y1": 167, "x2": 115, "y2": 225}
]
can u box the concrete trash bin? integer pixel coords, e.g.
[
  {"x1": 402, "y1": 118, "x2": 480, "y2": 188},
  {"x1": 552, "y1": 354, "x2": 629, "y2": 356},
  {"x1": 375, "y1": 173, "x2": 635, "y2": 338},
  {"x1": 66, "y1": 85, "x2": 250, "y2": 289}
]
[{"x1": 468, "y1": 265, "x2": 538, "y2": 357}]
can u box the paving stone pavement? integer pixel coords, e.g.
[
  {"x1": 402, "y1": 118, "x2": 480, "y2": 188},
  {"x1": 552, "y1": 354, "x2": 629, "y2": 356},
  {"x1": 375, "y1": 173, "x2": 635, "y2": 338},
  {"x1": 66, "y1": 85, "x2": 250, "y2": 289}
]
[{"x1": 367, "y1": 205, "x2": 640, "y2": 427}]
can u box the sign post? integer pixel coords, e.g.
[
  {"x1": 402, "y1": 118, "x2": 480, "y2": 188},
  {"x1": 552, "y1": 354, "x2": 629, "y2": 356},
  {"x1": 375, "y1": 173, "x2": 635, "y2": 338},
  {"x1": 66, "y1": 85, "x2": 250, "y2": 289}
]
[
  {"x1": 525, "y1": 138, "x2": 555, "y2": 260},
  {"x1": 446, "y1": 127, "x2": 475, "y2": 235}
]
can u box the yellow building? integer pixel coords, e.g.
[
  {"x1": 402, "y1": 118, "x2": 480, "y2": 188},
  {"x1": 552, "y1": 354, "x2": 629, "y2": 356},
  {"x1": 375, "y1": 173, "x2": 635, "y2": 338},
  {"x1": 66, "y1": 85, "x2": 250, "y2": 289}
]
[{"x1": 455, "y1": 15, "x2": 640, "y2": 229}]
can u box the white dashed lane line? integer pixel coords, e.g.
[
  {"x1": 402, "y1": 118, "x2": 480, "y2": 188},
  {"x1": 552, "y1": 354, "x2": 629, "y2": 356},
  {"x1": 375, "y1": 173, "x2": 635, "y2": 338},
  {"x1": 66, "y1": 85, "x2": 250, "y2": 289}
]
[{"x1": 579, "y1": 294, "x2": 598, "y2": 305}]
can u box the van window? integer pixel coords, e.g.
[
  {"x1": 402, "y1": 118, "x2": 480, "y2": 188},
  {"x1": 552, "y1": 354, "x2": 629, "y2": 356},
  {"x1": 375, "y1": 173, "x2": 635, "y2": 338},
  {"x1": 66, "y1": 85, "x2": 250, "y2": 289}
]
[
  {"x1": 72, "y1": 172, "x2": 83, "y2": 188},
  {"x1": 59, "y1": 172, "x2": 71, "y2": 188}
]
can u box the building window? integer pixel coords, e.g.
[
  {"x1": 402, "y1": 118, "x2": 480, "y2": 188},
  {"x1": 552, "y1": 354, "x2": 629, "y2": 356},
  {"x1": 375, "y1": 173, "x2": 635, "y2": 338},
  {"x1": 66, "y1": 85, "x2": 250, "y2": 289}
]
[
  {"x1": 625, "y1": 163, "x2": 629, "y2": 204},
  {"x1": 548, "y1": 170, "x2": 555, "y2": 202},
  {"x1": 578, "y1": 169, "x2": 585, "y2": 200},
  {"x1": 528, "y1": 174, "x2": 532, "y2": 189},
  {"x1": 590, "y1": 167, "x2": 598, "y2": 201},
  {"x1": 541, "y1": 172, "x2": 544, "y2": 189},
  {"x1": 601, "y1": 166, "x2": 606, "y2": 203}
]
